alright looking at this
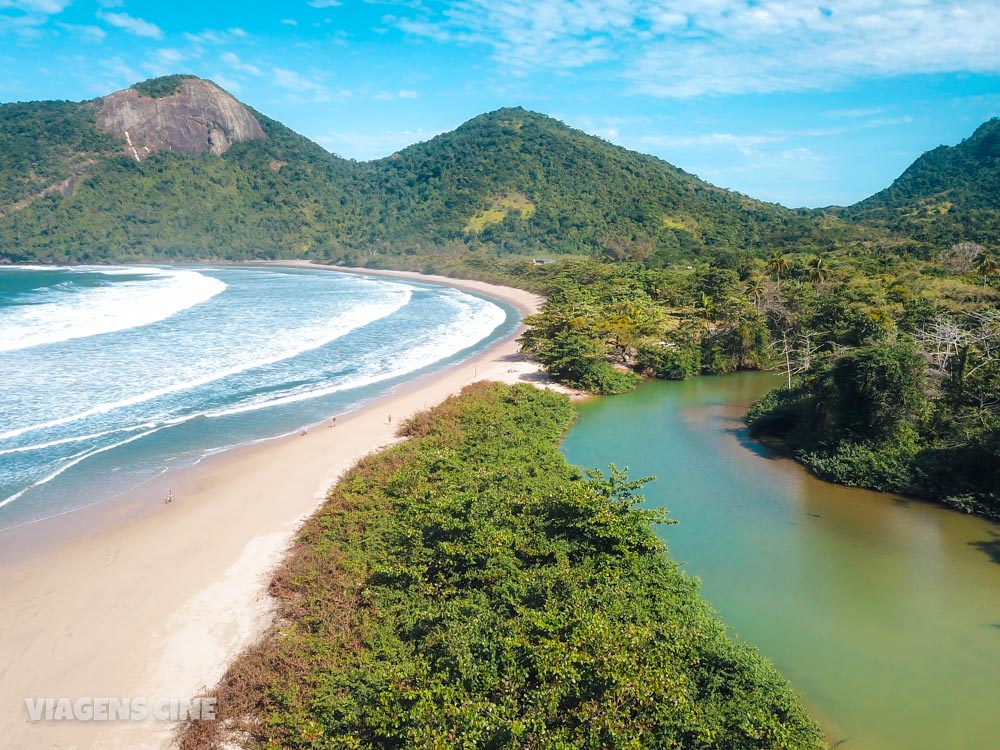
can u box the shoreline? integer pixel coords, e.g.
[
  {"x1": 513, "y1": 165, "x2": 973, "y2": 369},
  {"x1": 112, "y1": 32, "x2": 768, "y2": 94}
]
[
  {"x1": 0, "y1": 261, "x2": 526, "y2": 555},
  {"x1": 0, "y1": 265, "x2": 573, "y2": 749}
]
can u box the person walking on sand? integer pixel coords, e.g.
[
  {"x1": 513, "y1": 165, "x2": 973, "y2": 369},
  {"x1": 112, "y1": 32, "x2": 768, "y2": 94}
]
[
  {"x1": 387, "y1": 413, "x2": 392, "y2": 424},
  {"x1": 166, "y1": 489, "x2": 174, "y2": 504}
]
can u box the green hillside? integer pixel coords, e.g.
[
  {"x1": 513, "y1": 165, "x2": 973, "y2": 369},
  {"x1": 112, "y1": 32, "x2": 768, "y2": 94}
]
[
  {"x1": 844, "y1": 118, "x2": 1000, "y2": 247},
  {"x1": 0, "y1": 99, "x2": 121, "y2": 208},
  {"x1": 2, "y1": 77, "x2": 995, "y2": 267},
  {"x1": 0, "y1": 78, "x2": 877, "y2": 266},
  {"x1": 0, "y1": 99, "x2": 371, "y2": 263},
  {"x1": 359, "y1": 107, "x2": 866, "y2": 265}
]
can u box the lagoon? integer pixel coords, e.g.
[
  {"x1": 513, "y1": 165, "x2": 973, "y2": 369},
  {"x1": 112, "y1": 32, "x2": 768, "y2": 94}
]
[{"x1": 562, "y1": 373, "x2": 1000, "y2": 750}]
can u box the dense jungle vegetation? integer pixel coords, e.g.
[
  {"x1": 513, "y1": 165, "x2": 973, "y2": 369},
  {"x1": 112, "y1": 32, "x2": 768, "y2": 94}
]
[
  {"x1": 180, "y1": 383, "x2": 824, "y2": 750},
  {"x1": 515, "y1": 249, "x2": 999, "y2": 516}
]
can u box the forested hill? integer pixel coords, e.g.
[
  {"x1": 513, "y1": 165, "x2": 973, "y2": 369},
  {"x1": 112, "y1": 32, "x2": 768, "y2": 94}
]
[
  {"x1": 0, "y1": 76, "x2": 369, "y2": 263},
  {"x1": 0, "y1": 76, "x2": 872, "y2": 265},
  {"x1": 364, "y1": 107, "x2": 864, "y2": 264},
  {"x1": 843, "y1": 118, "x2": 1000, "y2": 247}
]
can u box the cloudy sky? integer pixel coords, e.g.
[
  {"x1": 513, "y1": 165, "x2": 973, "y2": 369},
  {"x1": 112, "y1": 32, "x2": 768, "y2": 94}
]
[{"x1": 1, "y1": 0, "x2": 998, "y2": 207}]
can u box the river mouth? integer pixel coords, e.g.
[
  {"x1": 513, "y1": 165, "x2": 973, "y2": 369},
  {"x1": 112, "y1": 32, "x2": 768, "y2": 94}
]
[{"x1": 561, "y1": 372, "x2": 1000, "y2": 750}]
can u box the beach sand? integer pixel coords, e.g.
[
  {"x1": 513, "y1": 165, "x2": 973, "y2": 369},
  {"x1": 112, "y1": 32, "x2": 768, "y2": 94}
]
[{"x1": 0, "y1": 266, "x2": 573, "y2": 749}]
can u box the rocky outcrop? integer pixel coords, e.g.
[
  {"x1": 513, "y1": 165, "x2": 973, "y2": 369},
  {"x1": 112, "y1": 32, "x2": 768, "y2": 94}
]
[{"x1": 96, "y1": 78, "x2": 265, "y2": 161}]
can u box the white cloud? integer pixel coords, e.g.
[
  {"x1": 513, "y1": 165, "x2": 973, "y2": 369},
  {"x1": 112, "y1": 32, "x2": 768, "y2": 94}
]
[
  {"x1": 373, "y1": 88, "x2": 418, "y2": 100},
  {"x1": 0, "y1": 0, "x2": 70, "y2": 13},
  {"x1": 141, "y1": 47, "x2": 189, "y2": 76},
  {"x1": 281, "y1": 18, "x2": 298, "y2": 26},
  {"x1": 273, "y1": 67, "x2": 319, "y2": 91},
  {"x1": 184, "y1": 28, "x2": 250, "y2": 45},
  {"x1": 209, "y1": 72, "x2": 242, "y2": 92},
  {"x1": 57, "y1": 22, "x2": 107, "y2": 42},
  {"x1": 272, "y1": 67, "x2": 337, "y2": 102},
  {"x1": 98, "y1": 54, "x2": 140, "y2": 85},
  {"x1": 827, "y1": 106, "x2": 884, "y2": 119},
  {"x1": 308, "y1": 0, "x2": 342, "y2": 7},
  {"x1": 0, "y1": 11, "x2": 46, "y2": 36},
  {"x1": 220, "y1": 51, "x2": 261, "y2": 75},
  {"x1": 641, "y1": 132, "x2": 785, "y2": 155},
  {"x1": 153, "y1": 48, "x2": 185, "y2": 63},
  {"x1": 0, "y1": 0, "x2": 70, "y2": 39},
  {"x1": 98, "y1": 11, "x2": 162, "y2": 39},
  {"x1": 392, "y1": 1, "x2": 1000, "y2": 96},
  {"x1": 317, "y1": 127, "x2": 440, "y2": 160}
]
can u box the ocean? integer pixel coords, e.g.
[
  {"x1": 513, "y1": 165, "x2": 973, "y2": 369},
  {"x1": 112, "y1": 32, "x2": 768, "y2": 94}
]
[{"x1": 0, "y1": 264, "x2": 514, "y2": 529}]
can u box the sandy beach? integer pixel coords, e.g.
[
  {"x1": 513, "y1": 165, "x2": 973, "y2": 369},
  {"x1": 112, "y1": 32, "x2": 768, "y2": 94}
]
[{"x1": 0, "y1": 266, "x2": 570, "y2": 749}]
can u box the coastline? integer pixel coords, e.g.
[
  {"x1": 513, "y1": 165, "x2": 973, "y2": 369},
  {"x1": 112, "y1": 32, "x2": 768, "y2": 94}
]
[{"x1": 0, "y1": 266, "x2": 572, "y2": 749}]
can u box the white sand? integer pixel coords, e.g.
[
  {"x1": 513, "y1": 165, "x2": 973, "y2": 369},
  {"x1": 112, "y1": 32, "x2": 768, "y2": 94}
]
[{"x1": 0, "y1": 267, "x2": 574, "y2": 749}]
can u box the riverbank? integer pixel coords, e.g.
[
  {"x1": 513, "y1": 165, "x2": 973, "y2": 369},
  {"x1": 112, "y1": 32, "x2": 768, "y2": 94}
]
[
  {"x1": 562, "y1": 373, "x2": 1000, "y2": 750},
  {"x1": 177, "y1": 381, "x2": 824, "y2": 750},
  {"x1": 0, "y1": 267, "x2": 574, "y2": 749}
]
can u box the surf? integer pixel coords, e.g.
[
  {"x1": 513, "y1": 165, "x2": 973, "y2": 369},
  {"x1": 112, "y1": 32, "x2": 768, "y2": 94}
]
[{"x1": 0, "y1": 267, "x2": 226, "y2": 352}]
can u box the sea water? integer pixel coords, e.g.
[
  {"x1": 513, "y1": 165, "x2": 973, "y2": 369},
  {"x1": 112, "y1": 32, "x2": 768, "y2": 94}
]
[{"x1": 0, "y1": 264, "x2": 514, "y2": 528}]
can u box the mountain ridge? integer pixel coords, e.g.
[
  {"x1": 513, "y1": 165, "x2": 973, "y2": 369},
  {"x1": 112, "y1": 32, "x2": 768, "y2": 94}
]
[
  {"x1": 0, "y1": 75, "x2": 992, "y2": 264},
  {"x1": 844, "y1": 117, "x2": 1000, "y2": 246}
]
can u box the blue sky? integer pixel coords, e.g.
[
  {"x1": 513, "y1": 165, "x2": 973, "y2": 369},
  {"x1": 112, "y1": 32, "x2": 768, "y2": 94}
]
[{"x1": 1, "y1": 0, "x2": 998, "y2": 207}]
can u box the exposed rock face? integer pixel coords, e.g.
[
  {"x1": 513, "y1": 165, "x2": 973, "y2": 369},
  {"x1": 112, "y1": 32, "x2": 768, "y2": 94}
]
[{"x1": 96, "y1": 78, "x2": 265, "y2": 161}]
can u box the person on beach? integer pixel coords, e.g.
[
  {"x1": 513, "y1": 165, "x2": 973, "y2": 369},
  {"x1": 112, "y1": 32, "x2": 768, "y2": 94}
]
[
  {"x1": 388, "y1": 414, "x2": 392, "y2": 424},
  {"x1": 166, "y1": 489, "x2": 174, "y2": 504},
  {"x1": 330, "y1": 417, "x2": 337, "y2": 428}
]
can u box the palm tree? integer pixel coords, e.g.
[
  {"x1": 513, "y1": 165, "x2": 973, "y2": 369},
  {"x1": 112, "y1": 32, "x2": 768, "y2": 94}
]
[
  {"x1": 806, "y1": 256, "x2": 828, "y2": 284},
  {"x1": 696, "y1": 291, "x2": 716, "y2": 320},
  {"x1": 974, "y1": 252, "x2": 998, "y2": 285},
  {"x1": 744, "y1": 274, "x2": 766, "y2": 311},
  {"x1": 767, "y1": 252, "x2": 790, "y2": 280}
]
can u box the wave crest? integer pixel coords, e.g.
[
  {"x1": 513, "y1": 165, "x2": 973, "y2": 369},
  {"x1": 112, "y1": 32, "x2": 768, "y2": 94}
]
[{"x1": 0, "y1": 267, "x2": 227, "y2": 352}]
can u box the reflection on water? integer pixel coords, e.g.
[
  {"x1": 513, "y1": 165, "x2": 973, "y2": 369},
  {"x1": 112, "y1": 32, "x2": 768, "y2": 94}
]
[{"x1": 562, "y1": 373, "x2": 1000, "y2": 750}]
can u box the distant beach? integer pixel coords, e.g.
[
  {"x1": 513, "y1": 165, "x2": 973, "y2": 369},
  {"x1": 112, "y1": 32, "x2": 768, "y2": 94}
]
[{"x1": 0, "y1": 267, "x2": 573, "y2": 749}]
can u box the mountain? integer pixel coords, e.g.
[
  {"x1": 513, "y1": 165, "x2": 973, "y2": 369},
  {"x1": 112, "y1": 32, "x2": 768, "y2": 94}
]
[
  {"x1": 844, "y1": 118, "x2": 1000, "y2": 247},
  {"x1": 0, "y1": 76, "x2": 872, "y2": 265},
  {"x1": 362, "y1": 108, "x2": 865, "y2": 264},
  {"x1": 96, "y1": 75, "x2": 265, "y2": 159},
  {"x1": 0, "y1": 76, "x2": 367, "y2": 262}
]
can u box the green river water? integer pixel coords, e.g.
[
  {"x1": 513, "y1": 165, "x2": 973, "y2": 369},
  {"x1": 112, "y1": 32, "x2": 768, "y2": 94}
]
[{"x1": 560, "y1": 372, "x2": 1000, "y2": 750}]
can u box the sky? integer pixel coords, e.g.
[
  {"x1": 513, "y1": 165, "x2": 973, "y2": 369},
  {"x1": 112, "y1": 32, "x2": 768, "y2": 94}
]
[{"x1": 1, "y1": 0, "x2": 998, "y2": 208}]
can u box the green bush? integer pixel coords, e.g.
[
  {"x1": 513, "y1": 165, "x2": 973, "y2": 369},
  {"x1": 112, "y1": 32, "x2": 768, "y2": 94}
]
[
  {"x1": 132, "y1": 74, "x2": 197, "y2": 98},
  {"x1": 636, "y1": 342, "x2": 701, "y2": 380},
  {"x1": 798, "y1": 424, "x2": 920, "y2": 492},
  {"x1": 182, "y1": 383, "x2": 823, "y2": 749}
]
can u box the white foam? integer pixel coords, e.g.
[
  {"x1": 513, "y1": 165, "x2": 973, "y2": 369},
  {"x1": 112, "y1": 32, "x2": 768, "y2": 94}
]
[
  {"x1": 0, "y1": 425, "x2": 162, "y2": 511},
  {"x1": 0, "y1": 290, "x2": 413, "y2": 442},
  {"x1": 202, "y1": 292, "x2": 506, "y2": 419},
  {"x1": 0, "y1": 267, "x2": 227, "y2": 352},
  {"x1": 0, "y1": 424, "x2": 155, "y2": 456}
]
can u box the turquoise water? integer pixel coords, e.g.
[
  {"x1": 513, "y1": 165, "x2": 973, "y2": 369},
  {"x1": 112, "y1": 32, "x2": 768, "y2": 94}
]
[
  {"x1": 0, "y1": 265, "x2": 516, "y2": 528},
  {"x1": 562, "y1": 373, "x2": 1000, "y2": 750}
]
